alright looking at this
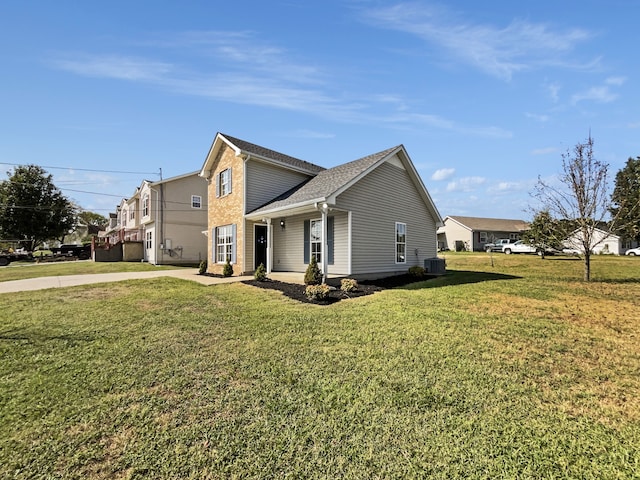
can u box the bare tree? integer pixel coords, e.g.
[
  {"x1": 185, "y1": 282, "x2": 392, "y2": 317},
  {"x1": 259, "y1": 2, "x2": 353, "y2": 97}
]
[{"x1": 531, "y1": 135, "x2": 609, "y2": 281}]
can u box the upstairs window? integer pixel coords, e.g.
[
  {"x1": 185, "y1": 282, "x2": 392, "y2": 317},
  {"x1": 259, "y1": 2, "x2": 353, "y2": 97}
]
[
  {"x1": 216, "y1": 168, "x2": 232, "y2": 197},
  {"x1": 142, "y1": 194, "x2": 149, "y2": 217},
  {"x1": 191, "y1": 195, "x2": 202, "y2": 209}
]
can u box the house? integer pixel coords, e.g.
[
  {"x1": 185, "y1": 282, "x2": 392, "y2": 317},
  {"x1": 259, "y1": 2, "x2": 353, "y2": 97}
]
[
  {"x1": 97, "y1": 172, "x2": 208, "y2": 264},
  {"x1": 199, "y1": 133, "x2": 443, "y2": 279},
  {"x1": 563, "y1": 227, "x2": 622, "y2": 255},
  {"x1": 437, "y1": 216, "x2": 529, "y2": 252}
]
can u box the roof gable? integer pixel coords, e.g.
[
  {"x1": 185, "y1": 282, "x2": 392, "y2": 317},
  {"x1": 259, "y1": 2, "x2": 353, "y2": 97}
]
[
  {"x1": 247, "y1": 145, "x2": 443, "y2": 226},
  {"x1": 446, "y1": 215, "x2": 529, "y2": 232},
  {"x1": 200, "y1": 133, "x2": 324, "y2": 178}
]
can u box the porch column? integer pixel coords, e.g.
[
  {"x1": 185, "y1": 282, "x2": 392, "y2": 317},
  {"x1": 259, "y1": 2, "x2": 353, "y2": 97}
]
[
  {"x1": 265, "y1": 218, "x2": 273, "y2": 274},
  {"x1": 320, "y1": 203, "x2": 329, "y2": 283}
]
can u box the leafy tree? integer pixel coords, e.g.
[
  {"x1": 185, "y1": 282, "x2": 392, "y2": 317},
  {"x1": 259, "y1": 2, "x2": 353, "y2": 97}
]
[
  {"x1": 610, "y1": 156, "x2": 640, "y2": 243},
  {"x1": 531, "y1": 135, "x2": 609, "y2": 281},
  {"x1": 0, "y1": 165, "x2": 77, "y2": 251},
  {"x1": 78, "y1": 210, "x2": 108, "y2": 229},
  {"x1": 522, "y1": 210, "x2": 565, "y2": 259}
]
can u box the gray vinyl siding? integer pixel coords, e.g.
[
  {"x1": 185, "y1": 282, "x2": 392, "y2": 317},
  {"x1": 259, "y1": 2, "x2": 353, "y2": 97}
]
[
  {"x1": 245, "y1": 160, "x2": 312, "y2": 213},
  {"x1": 272, "y1": 212, "x2": 349, "y2": 275},
  {"x1": 336, "y1": 160, "x2": 438, "y2": 274}
]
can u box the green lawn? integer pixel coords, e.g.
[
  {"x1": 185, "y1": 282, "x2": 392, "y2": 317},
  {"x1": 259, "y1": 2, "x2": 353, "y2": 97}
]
[
  {"x1": 0, "y1": 260, "x2": 190, "y2": 283},
  {"x1": 1, "y1": 254, "x2": 639, "y2": 478}
]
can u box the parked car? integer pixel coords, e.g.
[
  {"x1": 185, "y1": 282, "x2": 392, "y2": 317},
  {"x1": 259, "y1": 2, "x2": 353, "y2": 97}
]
[
  {"x1": 502, "y1": 240, "x2": 538, "y2": 255},
  {"x1": 484, "y1": 239, "x2": 515, "y2": 252},
  {"x1": 626, "y1": 247, "x2": 640, "y2": 256}
]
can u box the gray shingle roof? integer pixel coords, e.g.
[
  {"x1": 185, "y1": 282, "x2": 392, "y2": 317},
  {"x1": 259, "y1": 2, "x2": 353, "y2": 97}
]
[
  {"x1": 221, "y1": 133, "x2": 325, "y2": 174},
  {"x1": 248, "y1": 145, "x2": 400, "y2": 214},
  {"x1": 448, "y1": 216, "x2": 529, "y2": 232}
]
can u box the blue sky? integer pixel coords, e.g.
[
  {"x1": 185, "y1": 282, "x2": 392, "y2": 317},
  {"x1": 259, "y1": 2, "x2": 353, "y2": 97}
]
[{"x1": 1, "y1": 1, "x2": 638, "y2": 220}]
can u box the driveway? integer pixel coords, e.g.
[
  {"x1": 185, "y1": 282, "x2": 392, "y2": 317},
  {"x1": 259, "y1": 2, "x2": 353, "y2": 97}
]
[{"x1": 0, "y1": 269, "x2": 254, "y2": 294}]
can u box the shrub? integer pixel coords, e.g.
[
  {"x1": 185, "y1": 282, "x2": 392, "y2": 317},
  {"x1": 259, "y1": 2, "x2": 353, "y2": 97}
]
[
  {"x1": 254, "y1": 263, "x2": 267, "y2": 281},
  {"x1": 198, "y1": 260, "x2": 207, "y2": 275},
  {"x1": 304, "y1": 256, "x2": 322, "y2": 285},
  {"x1": 408, "y1": 265, "x2": 425, "y2": 277},
  {"x1": 340, "y1": 278, "x2": 358, "y2": 293},
  {"x1": 305, "y1": 283, "x2": 331, "y2": 301},
  {"x1": 222, "y1": 259, "x2": 233, "y2": 277}
]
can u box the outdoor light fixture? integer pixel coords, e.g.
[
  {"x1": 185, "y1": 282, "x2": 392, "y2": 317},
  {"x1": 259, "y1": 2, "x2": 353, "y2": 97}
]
[{"x1": 280, "y1": 219, "x2": 286, "y2": 229}]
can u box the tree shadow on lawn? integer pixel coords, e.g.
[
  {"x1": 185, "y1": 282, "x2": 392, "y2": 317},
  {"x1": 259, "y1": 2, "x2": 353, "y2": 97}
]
[{"x1": 243, "y1": 270, "x2": 520, "y2": 305}]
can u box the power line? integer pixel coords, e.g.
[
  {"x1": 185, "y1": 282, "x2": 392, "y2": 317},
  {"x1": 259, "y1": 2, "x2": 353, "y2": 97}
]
[{"x1": 0, "y1": 162, "x2": 161, "y2": 176}]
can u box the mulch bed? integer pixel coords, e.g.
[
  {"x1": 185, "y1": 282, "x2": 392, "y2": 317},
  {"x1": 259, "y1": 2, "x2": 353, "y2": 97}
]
[{"x1": 241, "y1": 274, "x2": 431, "y2": 305}]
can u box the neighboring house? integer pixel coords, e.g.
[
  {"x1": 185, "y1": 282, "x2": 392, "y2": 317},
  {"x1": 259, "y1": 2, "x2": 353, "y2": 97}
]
[
  {"x1": 437, "y1": 216, "x2": 529, "y2": 252},
  {"x1": 563, "y1": 227, "x2": 622, "y2": 255},
  {"x1": 98, "y1": 172, "x2": 208, "y2": 264},
  {"x1": 199, "y1": 133, "x2": 443, "y2": 278}
]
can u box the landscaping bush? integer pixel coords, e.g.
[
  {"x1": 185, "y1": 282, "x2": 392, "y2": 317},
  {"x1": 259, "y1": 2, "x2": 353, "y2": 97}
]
[
  {"x1": 222, "y1": 259, "x2": 233, "y2": 277},
  {"x1": 408, "y1": 265, "x2": 425, "y2": 278},
  {"x1": 305, "y1": 283, "x2": 331, "y2": 300},
  {"x1": 304, "y1": 256, "x2": 322, "y2": 285},
  {"x1": 198, "y1": 260, "x2": 207, "y2": 275},
  {"x1": 340, "y1": 278, "x2": 358, "y2": 293},
  {"x1": 254, "y1": 263, "x2": 267, "y2": 281}
]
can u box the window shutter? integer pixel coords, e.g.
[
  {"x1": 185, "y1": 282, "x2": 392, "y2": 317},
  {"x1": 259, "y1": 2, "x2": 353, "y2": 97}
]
[
  {"x1": 304, "y1": 220, "x2": 310, "y2": 264},
  {"x1": 228, "y1": 168, "x2": 232, "y2": 194},
  {"x1": 212, "y1": 227, "x2": 217, "y2": 263},
  {"x1": 215, "y1": 173, "x2": 220, "y2": 198},
  {"x1": 327, "y1": 216, "x2": 334, "y2": 265},
  {"x1": 231, "y1": 224, "x2": 237, "y2": 264}
]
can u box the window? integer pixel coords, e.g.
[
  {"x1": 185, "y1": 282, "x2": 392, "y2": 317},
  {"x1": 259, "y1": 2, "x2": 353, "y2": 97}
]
[
  {"x1": 310, "y1": 219, "x2": 322, "y2": 263},
  {"x1": 122, "y1": 210, "x2": 127, "y2": 227},
  {"x1": 509, "y1": 233, "x2": 519, "y2": 240},
  {"x1": 191, "y1": 195, "x2": 202, "y2": 209},
  {"x1": 145, "y1": 231, "x2": 152, "y2": 249},
  {"x1": 129, "y1": 209, "x2": 135, "y2": 220},
  {"x1": 396, "y1": 222, "x2": 406, "y2": 263},
  {"x1": 142, "y1": 194, "x2": 149, "y2": 217},
  {"x1": 216, "y1": 225, "x2": 234, "y2": 263},
  {"x1": 216, "y1": 168, "x2": 232, "y2": 197},
  {"x1": 479, "y1": 231, "x2": 488, "y2": 243}
]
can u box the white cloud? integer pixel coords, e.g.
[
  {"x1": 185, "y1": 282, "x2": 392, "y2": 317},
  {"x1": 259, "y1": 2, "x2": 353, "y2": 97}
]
[
  {"x1": 446, "y1": 176, "x2": 486, "y2": 192},
  {"x1": 606, "y1": 76, "x2": 626, "y2": 86},
  {"x1": 362, "y1": 3, "x2": 595, "y2": 80},
  {"x1": 526, "y1": 112, "x2": 550, "y2": 122},
  {"x1": 431, "y1": 168, "x2": 455, "y2": 181},
  {"x1": 571, "y1": 85, "x2": 618, "y2": 104},
  {"x1": 52, "y1": 54, "x2": 173, "y2": 81},
  {"x1": 531, "y1": 147, "x2": 558, "y2": 155}
]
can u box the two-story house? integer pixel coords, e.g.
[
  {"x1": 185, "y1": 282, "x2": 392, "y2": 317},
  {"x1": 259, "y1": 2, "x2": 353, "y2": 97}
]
[
  {"x1": 138, "y1": 172, "x2": 208, "y2": 265},
  {"x1": 97, "y1": 171, "x2": 208, "y2": 265},
  {"x1": 199, "y1": 133, "x2": 443, "y2": 279}
]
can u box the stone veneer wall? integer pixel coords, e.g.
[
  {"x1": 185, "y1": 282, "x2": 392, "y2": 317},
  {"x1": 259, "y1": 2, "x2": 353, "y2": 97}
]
[{"x1": 206, "y1": 143, "x2": 245, "y2": 275}]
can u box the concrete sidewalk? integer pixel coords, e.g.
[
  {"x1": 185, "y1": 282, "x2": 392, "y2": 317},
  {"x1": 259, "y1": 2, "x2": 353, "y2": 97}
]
[{"x1": 0, "y1": 268, "x2": 255, "y2": 294}]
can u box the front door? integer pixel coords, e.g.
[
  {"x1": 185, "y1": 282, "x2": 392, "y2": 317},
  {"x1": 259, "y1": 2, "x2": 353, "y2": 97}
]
[{"x1": 255, "y1": 225, "x2": 267, "y2": 270}]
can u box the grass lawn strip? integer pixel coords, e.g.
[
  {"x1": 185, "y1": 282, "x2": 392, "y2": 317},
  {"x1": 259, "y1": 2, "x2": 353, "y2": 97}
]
[{"x1": 0, "y1": 255, "x2": 638, "y2": 478}]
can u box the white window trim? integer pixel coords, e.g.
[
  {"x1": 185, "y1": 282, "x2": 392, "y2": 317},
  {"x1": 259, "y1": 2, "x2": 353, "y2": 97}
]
[
  {"x1": 479, "y1": 231, "x2": 488, "y2": 243},
  {"x1": 142, "y1": 194, "x2": 150, "y2": 218},
  {"x1": 216, "y1": 225, "x2": 234, "y2": 263},
  {"x1": 191, "y1": 195, "x2": 202, "y2": 209},
  {"x1": 220, "y1": 169, "x2": 231, "y2": 197},
  {"x1": 310, "y1": 218, "x2": 322, "y2": 264},
  {"x1": 395, "y1": 222, "x2": 406, "y2": 264}
]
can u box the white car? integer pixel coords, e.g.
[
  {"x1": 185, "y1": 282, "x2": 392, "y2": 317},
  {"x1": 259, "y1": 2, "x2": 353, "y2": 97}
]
[
  {"x1": 502, "y1": 240, "x2": 538, "y2": 254},
  {"x1": 626, "y1": 248, "x2": 640, "y2": 256}
]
